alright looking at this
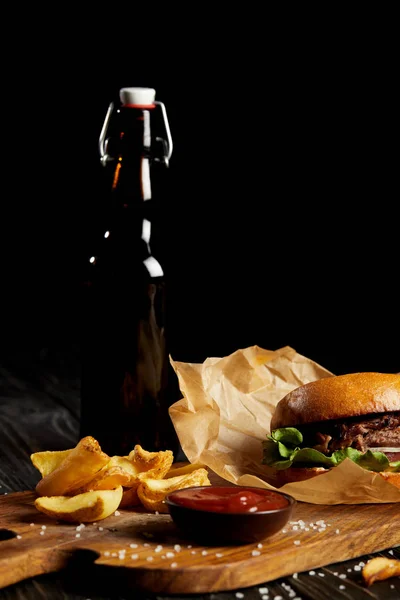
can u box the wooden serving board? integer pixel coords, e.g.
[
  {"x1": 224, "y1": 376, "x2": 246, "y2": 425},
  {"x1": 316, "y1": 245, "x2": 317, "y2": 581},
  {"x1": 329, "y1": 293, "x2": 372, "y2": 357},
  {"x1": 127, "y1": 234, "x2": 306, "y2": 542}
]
[{"x1": 0, "y1": 490, "x2": 399, "y2": 594}]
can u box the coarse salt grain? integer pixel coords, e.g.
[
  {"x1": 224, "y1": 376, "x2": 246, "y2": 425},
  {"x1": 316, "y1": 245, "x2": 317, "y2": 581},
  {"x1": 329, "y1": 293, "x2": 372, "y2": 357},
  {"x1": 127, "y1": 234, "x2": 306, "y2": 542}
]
[
  {"x1": 130, "y1": 543, "x2": 138, "y2": 548},
  {"x1": 294, "y1": 540, "x2": 301, "y2": 545},
  {"x1": 155, "y1": 545, "x2": 163, "y2": 553},
  {"x1": 114, "y1": 511, "x2": 120, "y2": 516},
  {"x1": 335, "y1": 529, "x2": 340, "y2": 534},
  {"x1": 309, "y1": 571, "x2": 315, "y2": 575},
  {"x1": 354, "y1": 565, "x2": 361, "y2": 571},
  {"x1": 318, "y1": 572, "x2": 325, "y2": 577},
  {"x1": 388, "y1": 550, "x2": 394, "y2": 555},
  {"x1": 275, "y1": 596, "x2": 283, "y2": 600},
  {"x1": 98, "y1": 527, "x2": 103, "y2": 531},
  {"x1": 262, "y1": 596, "x2": 268, "y2": 600},
  {"x1": 166, "y1": 552, "x2": 174, "y2": 558},
  {"x1": 187, "y1": 545, "x2": 192, "y2": 549},
  {"x1": 347, "y1": 568, "x2": 352, "y2": 572},
  {"x1": 339, "y1": 585, "x2": 346, "y2": 590},
  {"x1": 282, "y1": 529, "x2": 287, "y2": 533},
  {"x1": 201, "y1": 550, "x2": 208, "y2": 556},
  {"x1": 174, "y1": 544, "x2": 181, "y2": 552},
  {"x1": 292, "y1": 526, "x2": 298, "y2": 531},
  {"x1": 131, "y1": 554, "x2": 138, "y2": 559},
  {"x1": 40, "y1": 531, "x2": 45, "y2": 536},
  {"x1": 293, "y1": 573, "x2": 298, "y2": 579},
  {"x1": 259, "y1": 588, "x2": 268, "y2": 594},
  {"x1": 104, "y1": 551, "x2": 110, "y2": 556},
  {"x1": 252, "y1": 550, "x2": 261, "y2": 556},
  {"x1": 30, "y1": 523, "x2": 34, "y2": 527},
  {"x1": 147, "y1": 556, "x2": 153, "y2": 562},
  {"x1": 191, "y1": 551, "x2": 196, "y2": 554},
  {"x1": 17, "y1": 535, "x2": 22, "y2": 539},
  {"x1": 41, "y1": 526, "x2": 46, "y2": 530},
  {"x1": 339, "y1": 574, "x2": 346, "y2": 579},
  {"x1": 170, "y1": 562, "x2": 178, "y2": 568},
  {"x1": 76, "y1": 534, "x2": 80, "y2": 538},
  {"x1": 235, "y1": 594, "x2": 244, "y2": 599},
  {"x1": 216, "y1": 553, "x2": 224, "y2": 558}
]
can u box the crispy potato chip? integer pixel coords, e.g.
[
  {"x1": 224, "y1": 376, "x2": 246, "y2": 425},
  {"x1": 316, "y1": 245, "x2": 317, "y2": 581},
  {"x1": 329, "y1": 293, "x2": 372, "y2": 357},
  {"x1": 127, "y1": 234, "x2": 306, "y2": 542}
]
[
  {"x1": 165, "y1": 462, "x2": 207, "y2": 479},
  {"x1": 34, "y1": 486, "x2": 123, "y2": 523},
  {"x1": 119, "y1": 485, "x2": 141, "y2": 509},
  {"x1": 129, "y1": 445, "x2": 174, "y2": 481},
  {"x1": 31, "y1": 449, "x2": 72, "y2": 478},
  {"x1": 137, "y1": 468, "x2": 211, "y2": 512},
  {"x1": 35, "y1": 437, "x2": 110, "y2": 497},
  {"x1": 362, "y1": 556, "x2": 400, "y2": 586}
]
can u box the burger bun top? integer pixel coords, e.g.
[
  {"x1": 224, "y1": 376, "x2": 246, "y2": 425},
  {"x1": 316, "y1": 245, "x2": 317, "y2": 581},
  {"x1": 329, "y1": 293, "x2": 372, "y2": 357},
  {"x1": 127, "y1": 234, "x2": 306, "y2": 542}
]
[{"x1": 270, "y1": 372, "x2": 400, "y2": 430}]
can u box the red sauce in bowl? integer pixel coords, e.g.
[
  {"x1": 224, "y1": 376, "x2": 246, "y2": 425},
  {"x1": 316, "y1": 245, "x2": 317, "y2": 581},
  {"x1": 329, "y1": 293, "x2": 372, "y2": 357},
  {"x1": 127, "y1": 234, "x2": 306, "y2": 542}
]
[{"x1": 167, "y1": 486, "x2": 289, "y2": 514}]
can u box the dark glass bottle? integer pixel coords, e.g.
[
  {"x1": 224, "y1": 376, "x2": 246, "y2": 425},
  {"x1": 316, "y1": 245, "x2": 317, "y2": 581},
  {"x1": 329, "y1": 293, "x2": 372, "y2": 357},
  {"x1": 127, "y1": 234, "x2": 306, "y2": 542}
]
[{"x1": 80, "y1": 87, "x2": 181, "y2": 457}]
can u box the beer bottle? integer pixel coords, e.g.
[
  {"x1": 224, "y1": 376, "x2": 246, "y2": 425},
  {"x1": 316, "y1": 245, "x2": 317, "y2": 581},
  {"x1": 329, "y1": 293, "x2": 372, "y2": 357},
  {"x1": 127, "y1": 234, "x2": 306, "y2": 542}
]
[{"x1": 80, "y1": 87, "x2": 181, "y2": 457}]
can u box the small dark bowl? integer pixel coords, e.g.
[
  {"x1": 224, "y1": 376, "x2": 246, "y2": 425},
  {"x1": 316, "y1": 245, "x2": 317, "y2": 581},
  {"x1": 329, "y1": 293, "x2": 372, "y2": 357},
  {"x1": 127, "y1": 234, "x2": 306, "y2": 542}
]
[{"x1": 165, "y1": 485, "x2": 296, "y2": 545}]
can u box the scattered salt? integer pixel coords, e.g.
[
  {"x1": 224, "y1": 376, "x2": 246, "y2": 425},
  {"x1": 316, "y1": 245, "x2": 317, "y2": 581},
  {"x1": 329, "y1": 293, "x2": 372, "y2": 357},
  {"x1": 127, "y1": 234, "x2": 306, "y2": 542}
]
[{"x1": 354, "y1": 565, "x2": 361, "y2": 571}]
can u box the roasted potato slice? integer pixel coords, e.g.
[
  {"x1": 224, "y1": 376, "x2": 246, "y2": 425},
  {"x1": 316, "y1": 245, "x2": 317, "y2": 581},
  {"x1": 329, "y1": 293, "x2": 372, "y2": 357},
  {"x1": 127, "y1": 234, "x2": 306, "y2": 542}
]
[
  {"x1": 35, "y1": 437, "x2": 110, "y2": 497},
  {"x1": 34, "y1": 486, "x2": 123, "y2": 523},
  {"x1": 74, "y1": 466, "x2": 132, "y2": 494},
  {"x1": 137, "y1": 468, "x2": 211, "y2": 512},
  {"x1": 129, "y1": 445, "x2": 174, "y2": 481},
  {"x1": 31, "y1": 449, "x2": 72, "y2": 478},
  {"x1": 165, "y1": 462, "x2": 207, "y2": 479},
  {"x1": 119, "y1": 485, "x2": 141, "y2": 508},
  {"x1": 362, "y1": 556, "x2": 400, "y2": 586}
]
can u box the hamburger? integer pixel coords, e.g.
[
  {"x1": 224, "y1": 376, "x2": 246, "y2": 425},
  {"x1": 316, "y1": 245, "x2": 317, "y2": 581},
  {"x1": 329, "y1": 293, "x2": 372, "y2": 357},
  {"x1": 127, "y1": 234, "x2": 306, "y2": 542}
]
[{"x1": 262, "y1": 372, "x2": 400, "y2": 488}]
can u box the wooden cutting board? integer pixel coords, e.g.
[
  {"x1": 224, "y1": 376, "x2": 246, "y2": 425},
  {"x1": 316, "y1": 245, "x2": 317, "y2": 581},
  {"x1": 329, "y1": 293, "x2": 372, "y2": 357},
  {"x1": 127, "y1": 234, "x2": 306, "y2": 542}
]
[{"x1": 0, "y1": 490, "x2": 399, "y2": 594}]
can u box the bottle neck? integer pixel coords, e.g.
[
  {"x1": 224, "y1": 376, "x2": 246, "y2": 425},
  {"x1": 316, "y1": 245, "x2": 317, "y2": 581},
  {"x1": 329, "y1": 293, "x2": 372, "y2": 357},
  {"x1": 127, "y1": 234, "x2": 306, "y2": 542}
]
[{"x1": 110, "y1": 106, "x2": 155, "y2": 206}]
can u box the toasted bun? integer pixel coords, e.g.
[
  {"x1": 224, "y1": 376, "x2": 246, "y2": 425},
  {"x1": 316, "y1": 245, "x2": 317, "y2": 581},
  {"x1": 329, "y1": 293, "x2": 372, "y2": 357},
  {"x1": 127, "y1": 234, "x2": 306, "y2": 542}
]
[{"x1": 270, "y1": 372, "x2": 400, "y2": 430}]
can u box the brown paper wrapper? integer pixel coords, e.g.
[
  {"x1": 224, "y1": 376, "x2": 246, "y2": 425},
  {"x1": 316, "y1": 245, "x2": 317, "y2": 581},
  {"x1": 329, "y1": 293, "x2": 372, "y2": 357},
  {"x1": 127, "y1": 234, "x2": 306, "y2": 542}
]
[{"x1": 169, "y1": 345, "x2": 400, "y2": 504}]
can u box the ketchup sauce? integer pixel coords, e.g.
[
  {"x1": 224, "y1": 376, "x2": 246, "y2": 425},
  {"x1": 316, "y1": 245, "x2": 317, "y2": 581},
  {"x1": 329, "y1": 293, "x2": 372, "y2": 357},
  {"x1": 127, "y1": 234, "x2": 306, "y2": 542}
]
[{"x1": 168, "y1": 486, "x2": 290, "y2": 514}]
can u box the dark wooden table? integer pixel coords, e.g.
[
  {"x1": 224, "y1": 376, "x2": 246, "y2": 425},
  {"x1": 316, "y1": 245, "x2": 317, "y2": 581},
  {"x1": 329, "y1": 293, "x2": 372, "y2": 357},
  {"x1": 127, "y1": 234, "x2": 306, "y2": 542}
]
[{"x1": 0, "y1": 345, "x2": 399, "y2": 600}]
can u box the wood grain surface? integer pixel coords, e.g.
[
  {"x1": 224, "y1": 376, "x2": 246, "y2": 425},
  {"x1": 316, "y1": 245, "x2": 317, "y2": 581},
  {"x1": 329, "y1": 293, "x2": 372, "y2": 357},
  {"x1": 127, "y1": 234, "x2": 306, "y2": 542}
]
[{"x1": 0, "y1": 490, "x2": 399, "y2": 594}]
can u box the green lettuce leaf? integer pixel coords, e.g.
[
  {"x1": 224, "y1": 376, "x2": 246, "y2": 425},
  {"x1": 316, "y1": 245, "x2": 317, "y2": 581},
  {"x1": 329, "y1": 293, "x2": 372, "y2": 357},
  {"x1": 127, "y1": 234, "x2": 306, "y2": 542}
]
[{"x1": 262, "y1": 427, "x2": 397, "y2": 473}]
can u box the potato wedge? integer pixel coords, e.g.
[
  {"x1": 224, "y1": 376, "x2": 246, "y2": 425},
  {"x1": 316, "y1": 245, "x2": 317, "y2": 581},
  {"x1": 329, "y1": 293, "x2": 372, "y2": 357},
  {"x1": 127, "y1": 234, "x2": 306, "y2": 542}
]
[
  {"x1": 106, "y1": 456, "x2": 142, "y2": 485},
  {"x1": 74, "y1": 466, "x2": 132, "y2": 494},
  {"x1": 137, "y1": 468, "x2": 211, "y2": 512},
  {"x1": 35, "y1": 437, "x2": 110, "y2": 497},
  {"x1": 362, "y1": 556, "x2": 400, "y2": 586},
  {"x1": 119, "y1": 485, "x2": 141, "y2": 509},
  {"x1": 129, "y1": 445, "x2": 174, "y2": 481},
  {"x1": 165, "y1": 462, "x2": 207, "y2": 479},
  {"x1": 31, "y1": 449, "x2": 72, "y2": 478},
  {"x1": 34, "y1": 486, "x2": 123, "y2": 523}
]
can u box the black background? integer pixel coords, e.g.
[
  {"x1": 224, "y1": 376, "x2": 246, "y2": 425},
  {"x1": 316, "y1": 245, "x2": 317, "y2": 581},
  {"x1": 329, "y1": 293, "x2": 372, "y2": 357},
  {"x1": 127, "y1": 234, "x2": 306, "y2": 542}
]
[{"x1": 2, "y1": 10, "x2": 398, "y2": 376}]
